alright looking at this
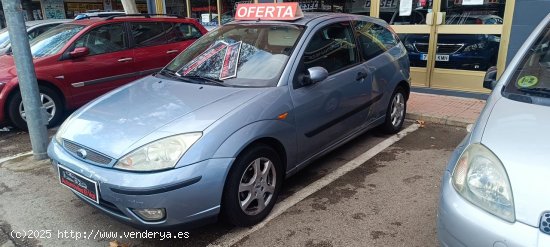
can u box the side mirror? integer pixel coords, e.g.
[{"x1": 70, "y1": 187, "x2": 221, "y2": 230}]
[
  {"x1": 69, "y1": 47, "x2": 89, "y2": 59},
  {"x1": 483, "y1": 66, "x2": 498, "y2": 90},
  {"x1": 302, "y1": 67, "x2": 328, "y2": 86}
]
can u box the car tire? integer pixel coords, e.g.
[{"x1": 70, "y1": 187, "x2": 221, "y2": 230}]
[
  {"x1": 221, "y1": 144, "x2": 283, "y2": 227},
  {"x1": 7, "y1": 86, "x2": 64, "y2": 130},
  {"x1": 380, "y1": 86, "x2": 407, "y2": 134}
]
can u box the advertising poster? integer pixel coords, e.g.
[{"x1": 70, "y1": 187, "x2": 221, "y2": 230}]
[
  {"x1": 177, "y1": 42, "x2": 228, "y2": 76},
  {"x1": 41, "y1": 0, "x2": 66, "y2": 19},
  {"x1": 220, "y1": 41, "x2": 242, "y2": 80}
]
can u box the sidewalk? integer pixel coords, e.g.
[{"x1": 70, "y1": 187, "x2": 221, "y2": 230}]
[{"x1": 406, "y1": 92, "x2": 486, "y2": 127}]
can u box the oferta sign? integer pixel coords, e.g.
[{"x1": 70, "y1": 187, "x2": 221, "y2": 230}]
[{"x1": 234, "y1": 3, "x2": 304, "y2": 21}]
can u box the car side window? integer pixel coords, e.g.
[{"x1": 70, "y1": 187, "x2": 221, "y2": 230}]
[
  {"x1": 74, "y1": 23, "x2": 128, "y2": 56},
  {"x1": 354, "y1": 21, "x2": 398, "y2": 61},
  {"x1": 130, "y1": 22, "x2": 167, "y2": 47},
  {"x1": 302, "y1": 21, "x2": 358, "y2": 74},
  {"x1": 164, "y1": 23, "x2": 202, "y2": 43}
]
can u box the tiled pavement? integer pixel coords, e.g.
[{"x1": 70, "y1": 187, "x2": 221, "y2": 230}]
[{"x1": 406, "y1": 92, "x2": 486, "y2": 127}]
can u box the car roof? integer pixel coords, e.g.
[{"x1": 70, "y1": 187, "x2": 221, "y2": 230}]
[
  {"x1": 25, "y1": 19, "x2": 72, "y2": 27},
  {"x1": 227, "y1": 12, "x2": 388, "y2": 27}
]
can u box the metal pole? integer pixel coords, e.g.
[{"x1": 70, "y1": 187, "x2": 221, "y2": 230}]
[{"x1": 2, "y1": 0, "x2": 48, "y2": 160}]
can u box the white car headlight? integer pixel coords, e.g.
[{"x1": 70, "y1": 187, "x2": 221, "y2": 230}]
[
  {"x1": 452, "y1": 143, "x2": 515, "y2": 222},
  {"x1": 114, "y1": 133, "x2": 202, "y2": 171}
]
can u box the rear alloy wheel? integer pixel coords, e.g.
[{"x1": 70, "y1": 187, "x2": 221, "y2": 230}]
[
  {"x1": 222, "y1": 144, "x2": 283, "y2": 226},
  {"x1": 7, "y1": 86, "x2": 63, "y2": 130},
  {"x1": 380, "y1": 87, "x2": 407, "y2": 134}
]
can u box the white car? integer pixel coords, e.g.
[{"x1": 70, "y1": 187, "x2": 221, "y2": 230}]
[{"x1": 0, "y1": 19, "x2": 71, "y2": 55}]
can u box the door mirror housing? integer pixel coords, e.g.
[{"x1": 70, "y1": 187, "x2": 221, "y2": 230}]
[
  {"x1": 302, "y1": 67, "x2": 328, "y2": 86},
  {"x1": 483, "y1": 66, "x2": 498, "y2": 90},
  {"x1": 69, "y1": 47, "x2": 89, "y2": 59}
]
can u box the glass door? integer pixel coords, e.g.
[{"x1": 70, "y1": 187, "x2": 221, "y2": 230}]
[
  {"x1": 430, "y1": 0, "x2": 508, "y2": 92},
  {"x1": 375, "y1": 0, "x2": 436, "y2": 88}
]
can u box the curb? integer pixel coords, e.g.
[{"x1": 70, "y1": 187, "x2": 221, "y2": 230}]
[{"x1": 405, "y1": 112, "x2": 475, "y2": 128}]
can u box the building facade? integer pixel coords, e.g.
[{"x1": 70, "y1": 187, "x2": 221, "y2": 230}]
[{"x1": 147, "y1": 0, "x2": 549, "y2": 93}]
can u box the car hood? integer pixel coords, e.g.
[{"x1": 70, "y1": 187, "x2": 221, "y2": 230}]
[
  {"x1": 60, "y1": 76, "x2": 266, "y2": 159},
  {"x1": 481, "y1": 96, "x2": 550, "y2": 227}
]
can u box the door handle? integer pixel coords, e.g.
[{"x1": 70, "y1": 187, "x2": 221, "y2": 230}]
[
  {"x1": 356, "y1": 72, "x2": 367, "y2": 81},
  {"x1": 117, "y1": 57, "x2": 133, "y2": 62},
  {"x1": 166, "y1": 50, "x2": 179, "y2": 54}
]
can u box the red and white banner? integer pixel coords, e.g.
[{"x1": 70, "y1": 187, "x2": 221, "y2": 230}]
[{"x1": 235, "y1": 2, "x2": 304, "y2": 21}]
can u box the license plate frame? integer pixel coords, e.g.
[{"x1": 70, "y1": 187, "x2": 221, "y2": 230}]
[{"x1": 58, "y1": 164, "x2": 99, "y2": 204}]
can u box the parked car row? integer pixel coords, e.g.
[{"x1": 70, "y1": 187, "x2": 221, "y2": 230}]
[{"x1": 0, "y1": 14, "x2": 207, "y2": 129}]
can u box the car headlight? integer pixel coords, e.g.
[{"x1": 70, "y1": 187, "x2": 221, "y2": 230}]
[
  {"x1": 402, "y1": 40, "x2": 415, "y2": 52},
  {"x1": 452, "y1": 143, "x2": 515, "y2": 222},
  {"x1": 54, "y1": 117, "x2": 72, "y2": 144},
  {"x1": 463, "y1": 42, "x2": 486, "y2": 52},
  {"x1": 114, "y1": 133, "x2": 202, "y2": 171}
]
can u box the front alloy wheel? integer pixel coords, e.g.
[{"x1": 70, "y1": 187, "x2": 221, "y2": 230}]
[
  {"x1": 7, "y1": 86, "x2": 63, "y2": 130},
  {"x1": 222, "y1": 144, "x2": 283, "y2": 227},
  {"x1": 19, "y1": 93, "x2": 56, "y2": 122}
]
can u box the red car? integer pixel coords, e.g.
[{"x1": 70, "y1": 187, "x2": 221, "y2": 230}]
[{"x1": 0, "y1": 15, "x2": 207, "y2": 129}]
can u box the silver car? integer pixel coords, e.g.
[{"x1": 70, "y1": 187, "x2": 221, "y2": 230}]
[
  {"x1": 48, "y1": 13, "x2": 410, "y2": 228},
  {"x1": 0, "y1": 19, "x2": 71, "y2": 55},
  {"x1": 438, "y1": 13, "x2": 550, "y2": 246}
]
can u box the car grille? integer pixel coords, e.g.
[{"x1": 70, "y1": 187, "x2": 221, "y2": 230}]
[
  {"x1": 413, "y1": 43, "x2": 464, "y2": 54},
  {"x1": 63, "y1": 140, "x2": 113, "y2": 165},
  {"x1": 541, "y1": 212, "x2": 550, "y2": 235}
]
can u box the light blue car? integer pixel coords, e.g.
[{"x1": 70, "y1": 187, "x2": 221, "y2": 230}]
[
  {"x1": 48, "y1": 12, "x2": 411, "y2": 228},
  {"x1": 438, "y1": 13, "x2": 550, "y2": 246}
]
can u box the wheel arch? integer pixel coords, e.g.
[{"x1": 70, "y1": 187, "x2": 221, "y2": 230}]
[{"x1": 397, "y1": 80, "x2": 411, "y2": 100}]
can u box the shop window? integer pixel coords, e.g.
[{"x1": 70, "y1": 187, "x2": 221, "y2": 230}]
[
  {"x1": 434, "y1": 34, "x2": 501, "y2": 71},
  {"x1": 74, "y1": 23, "x2": 128, "y2": 56},
  {"x1": 130, "y1": 22, "x2": 167, "y2": 47},
  {"x1": 354, "y1": 21, "x2": 398, "y2": 60},
  {"x1": 442, "y1": 0, "x2": 506, "y2": 25}
]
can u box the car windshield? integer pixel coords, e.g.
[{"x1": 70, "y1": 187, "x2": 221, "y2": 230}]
[
  {"x1": 162, "y1": 24, "x2": 304, "y2": 87},
  {"x1": 503, "y1": 24, "x2": 550, "y2": 105},
  {"x1": 0, "y1": 28, "x2": 10, "y2": 49},
  {"x1": 29, "y1": 24, "x2": 84, "y2": 58}
]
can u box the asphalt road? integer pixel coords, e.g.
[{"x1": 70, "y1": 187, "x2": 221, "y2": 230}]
[{"x1": 0, "y1": 123, "x2": 466, "y2": 247}]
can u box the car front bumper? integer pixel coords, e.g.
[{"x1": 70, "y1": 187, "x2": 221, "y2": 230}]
[
  {"x1": 438, "y1": 171, "x2": 550, "y2": 246},
  {"x1": 47, "y1": 140, "x2": 234, "y2": 228}
]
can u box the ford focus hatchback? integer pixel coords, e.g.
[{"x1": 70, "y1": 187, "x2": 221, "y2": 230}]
[
  {"x1": 0, "y1": 15, "x2": 206, "y2": 129},
  {"x1": 48, "y1": 5, "x2": 411, "y2": 228}
]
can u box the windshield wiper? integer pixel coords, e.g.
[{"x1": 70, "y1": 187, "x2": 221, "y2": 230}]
[
  {"x1": 157, "y1": 69, "x2": 194, "y2": 82},
  {"x1": 181, "y1": 75, "x2": 227, "y2": 87},
  {"x1": 517, "y1": 87, "x2": 550, "y2": 97}
]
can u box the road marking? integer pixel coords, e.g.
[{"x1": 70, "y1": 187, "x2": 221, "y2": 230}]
[
  {"x1": 209, "y1": 123, "x2": 420, "y2": 247},
  {"x1": 0, "y1": 151, "x2": 33, "y2": 165}
]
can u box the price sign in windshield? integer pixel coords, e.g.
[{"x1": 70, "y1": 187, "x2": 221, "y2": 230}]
[{"x1": 220, "y1": 41, "x2": 242, "y2": 80}]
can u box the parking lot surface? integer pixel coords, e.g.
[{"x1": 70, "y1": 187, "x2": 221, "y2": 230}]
[{"x1": 0, "y1": 123, "x2": 466, "y2": 247}]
